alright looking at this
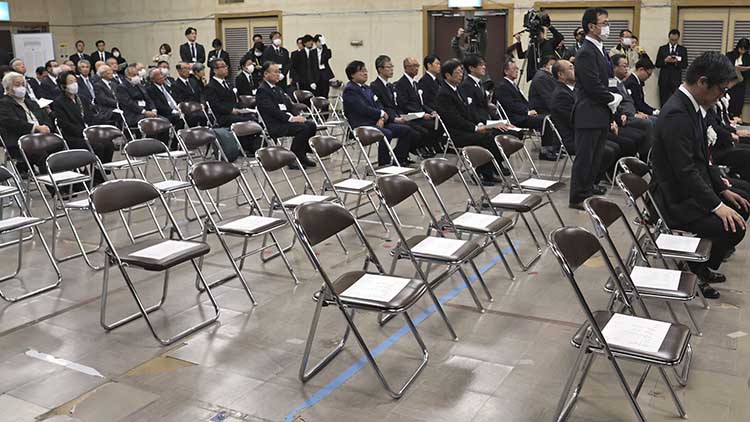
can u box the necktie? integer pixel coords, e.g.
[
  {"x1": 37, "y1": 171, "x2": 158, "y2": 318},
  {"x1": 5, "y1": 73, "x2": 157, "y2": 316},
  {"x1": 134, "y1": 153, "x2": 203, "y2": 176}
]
[
  {"x1": 100, "y1": 52, "x2": 105, "y2": 62},
  {"x1": 191, "y1": 43, "x2": 197, "y2": 60},
  {"x1": 85, "y1": 77, "x2": 94, "y2": 98},
  {"x1": 161, "y1": 84, "x2": 178, "y2": 110},
  {"x1": 671, "y1": 45, "x2": 675, "y2": 55},
  {"x1": 185, "y1": 79, "x2": 195, "y2": 94}
]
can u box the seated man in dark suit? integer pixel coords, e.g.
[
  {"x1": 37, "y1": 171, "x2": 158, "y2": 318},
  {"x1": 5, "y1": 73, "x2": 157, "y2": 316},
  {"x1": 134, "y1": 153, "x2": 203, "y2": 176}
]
[
  {"x1": 417, "y1": 54, "x2": 441, "y2": 113},
  {"x1": 28, "y1": 67, "x2": 46, "y2": 100},
  {"x1": 459, "y1": 54, "x2": 500, "y2": 124},
  {"x1": 623, "y1": 57, "x2": 659, "y2": 116},
  {"x1": 203, "y1": 59, "x2": 259, "y2": 151},
  {"x1": 172, "y1": 62, "x2": 203, "y2": 104},
  {"x1": 435, "y1": 59, "x2": 512, "y2": 185},
  {"x1": 371, "y1": 55, "x2": 432, "y2": 158},
  {"x1": 610, "y1": 54, "x2": 653, "y2": 160},
  {"x1": 145, "y1": 68, "x2": 182, "y2": 128},
  {"x1": 235, "y1": 56, "x2": 257, "y2": 96},
  {"x1": 37, "y1": 60, "x2": 61, "y2": 100},
  {"x1": 9, "y1": 59, "x2": 39, "y2": 102},
  {"x1": 651, "y1": 52, "x2": 749, "y2": 298},
  {"x1": 495, "y1": 59, "x2": 555, "y2": 159},
  {"x1": 342, "y1": 60, "x2": 413, "y2": 166},
  {"x1": 92, "y1": 64, "x2": 119, "y2": 126},
  {"x1": 528, "y1": 55, "x2": 558, "y2": 116},
  {"x1": 76, "y1": 59, "x2": 97, "y2": 105},
  {"x1": 115, "y1": 64, "x2": 158, "y2": 127},
  {"x1": 256, "y1": 62, "x2": 317, "y2": 169},
  {"x1": 395, "y1": 56, "x2": 441, "y2": 155}
]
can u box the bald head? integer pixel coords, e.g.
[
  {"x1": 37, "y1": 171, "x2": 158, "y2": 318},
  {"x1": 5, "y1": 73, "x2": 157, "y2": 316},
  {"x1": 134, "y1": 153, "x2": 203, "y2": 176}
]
[
  {"x1": 552, "y1": 59, "x2": 575, "y2": 85},
  {"x1": 403, "y1": 57, "x2": 420, "y2": 78}
]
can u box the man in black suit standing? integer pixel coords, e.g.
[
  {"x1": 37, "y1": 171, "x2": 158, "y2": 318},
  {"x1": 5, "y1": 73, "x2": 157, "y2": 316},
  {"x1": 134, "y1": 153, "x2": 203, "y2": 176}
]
[
  {"x1": 624, "y1": 57, "x2": 659, "y2": 116},
  {"x1": 396, "y1": 56, "x2": 440, "y2": 154},
  {"x1": 256, "y1": 62, "x2": 317, "y2": 169},
  {"x1": 146, "y1": 68, "x2": 182, "y2": 127},
  {"x1": 656, "y1": 29, "x2": 688, "y2": 106},
  {"x1": 313, "y1": 34, "x2": 334, "y2": 98},
  {"x1": 651, "y1": 52, "x2": 749, "y2": 298},
  {"x1": 290, "y1": 35, "x2": 318, "y2": 92},
  {"x1": 179, "y1": 27, "x2": 206, "y2": 65},
  {"x1": 91, "y1": 40, "x2": 112, "y2": 65},
  {"x1": 203, "y1": 59, "x2": 258, "y2": 151},
  {"x1": 569, "y1": 7, "x2": 621, "y2": 209},
  {"x1": 115, "y1": 64, "x2": 158, "y2": 127},
  {"x1": 207, "y1": 38, "x2": 230, "y2": 77},
  {"x1": 417, "y1": 55, "x2": 441, "y2": 113},
  {"x1": 262, "y1": 31, "x2": 290, "y2": 89},
  {"x1": 70, "y1": 40, "x2": 91, "y2": 67},
  {"x1": 172, "y1": 62, "x2": 203, "y2": 104}
]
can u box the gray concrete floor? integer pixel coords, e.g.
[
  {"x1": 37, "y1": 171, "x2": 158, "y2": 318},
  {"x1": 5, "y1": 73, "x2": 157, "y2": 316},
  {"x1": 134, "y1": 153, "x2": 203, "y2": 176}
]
[{"x1": 0, "y1": 143, "x2": 749, "y2": 422}]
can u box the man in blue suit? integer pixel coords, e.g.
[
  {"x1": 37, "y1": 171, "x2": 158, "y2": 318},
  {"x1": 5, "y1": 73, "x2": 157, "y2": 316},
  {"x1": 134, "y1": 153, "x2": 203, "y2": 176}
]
[{"x1": 342, "y1": 60, "x2": 414, "y2": 166}]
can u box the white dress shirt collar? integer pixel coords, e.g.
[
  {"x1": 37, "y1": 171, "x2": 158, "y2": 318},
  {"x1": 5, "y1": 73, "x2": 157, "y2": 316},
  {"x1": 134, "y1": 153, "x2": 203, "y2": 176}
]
[
  {"x1": 377, "y1": 75, "x2": 389, "y2": 86},
  {"x1": 213, "y1": 76, "x2": 226, "y2": 84},
  {"x1": 404, "y1": 74, "x2": 415, "y2": 85},
  {"x1": 425, "y1": 71, "x2": 437, "y2": 81},
  {"x1": 467, "y1": 74, "x2": 481, "y2": 85},
  {"x1": 678, "y1": 85, "x2": 706, "y2": 117},
  {"x1": 585, "y1": 35, "x2": 604, "y2": 54}
]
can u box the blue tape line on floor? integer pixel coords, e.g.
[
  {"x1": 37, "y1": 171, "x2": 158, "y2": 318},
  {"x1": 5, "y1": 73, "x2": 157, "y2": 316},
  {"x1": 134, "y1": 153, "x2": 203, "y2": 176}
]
[{"x1": 284, "y1": 243, "x2": 517, "y2": 422}]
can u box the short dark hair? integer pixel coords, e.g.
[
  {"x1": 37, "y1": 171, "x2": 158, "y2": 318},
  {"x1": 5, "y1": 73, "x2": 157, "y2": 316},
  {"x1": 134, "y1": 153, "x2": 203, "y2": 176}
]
[
  {"x1": 212, "y1": 38, "x2": 222, "y2": 48},
  {"x1": 540, "y1": 55, "x2": 557, "y2": 68},
  {"x1": 270, "y1": 31, "x2": 281, "y2": 39},
  {"x1": 573, "y1": 26, "x2": 584, "y2": 38},
  {"x1": 345, "y1": 60, "x2": 366, "y2": 80},
  {"x1": 551, "y1": 61, "x2": 564, "y2": 80},
  {"x1": 302, "y1": 34, "x2": 314, "y2": 43},
  {"x1": 619, "y1": 29, "x2": 632, "y2": 38},
  {"x1": 253, "y1": 34, "x2": 263, "y2": 40},
  {"x1": 440, "y1": 58, "x2": 462, "y2": 79},
  {"x1": 611, "y1": 54, "x2": 627, "y2": 67},
  {"x1": 261, "y1": 61, "x2": 278, "y2": 74},
  {"x1": 75, "y1": 40, "x2": 84, "y2": 47},
  {"x1": 635, "y1": 57, "x2": 655, "y2": 70},
  {"x1": 185, "y1": 27, "x2": 197, "y2": 36},
  {"x1": 582, "y1": 7, "x2": 608, "y2": 35},
  {"x1": 253, "y1": 41, "x2": 264, "y2": 52},
  {"x1": 668, "y1": 29, "x2": 680, "y2": 37},
  {"x1": 736, "y1": 38, "x2": 750, "y2": 52},
  {"x1": 239, "y1": 56, "x2": 252, "y2": 68},
  {"x1": 56, "y1": 70, "x2": 76, "y2": 89},
  {"x1": 210, "y1": 59, "x2": 226, "y2": 70},
  {"x1": 157, "y1": 60, "x2": 169, "y2": 67},
  {"x1": 35, "y1": 66, "x2": 46, "y2": 76},
  {"x1": 462, "y1": 54, "x2": 484, "y2": 72},
  {"x1": 502, "y1": 58, "x2": 516, "y2": 74},
  {"x1": 685, "y1": 51, "x2": 736, "y2": 87},
  {"x1": 296, "y1": 37, "x2": 303, "y2": 43},
  {"x1": 95, "y1": 40, "x2": 105, "y2": 46},
  {"x1": 423, "y1": 54, "x2": 440, "y2": 68},
  {"x1": 159, "y1": 43, "x2": 172, "y2": 54},
  {"x1": 44, "y1": 60, "x2": 56, "y2": 70},
  {"x1": 375, "y1": 54, "x2": 391, "y2": 71}
]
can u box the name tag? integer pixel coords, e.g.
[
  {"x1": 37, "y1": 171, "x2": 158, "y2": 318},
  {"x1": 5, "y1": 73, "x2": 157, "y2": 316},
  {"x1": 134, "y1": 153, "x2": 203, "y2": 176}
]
[
  {"x1": 373, "y1": 94, "x2": 378, "y2": 102},
  {"x1": 608, "y1": 78, "x2": 618, "y2": 88},
  {"x1": 137, "y1": 100, "x2": 146, "y2": 107},
  {"x1": 319, "y1": 64, "x2": 325, "y2": 70},
  {"x1": 676, "y1": 56, "x2": 682, "y2": 62},
  {"x1": 279, "y1": 104, "x2": 287, "y2": 111}
]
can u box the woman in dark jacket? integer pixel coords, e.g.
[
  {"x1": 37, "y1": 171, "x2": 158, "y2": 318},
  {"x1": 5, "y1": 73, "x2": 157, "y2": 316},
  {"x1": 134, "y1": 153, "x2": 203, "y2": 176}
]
[
  {"x1": 726, "y1": 38, "x2": 750, "y2": 118},
  {"x1": 52, "y1": 71, "x2": 114, "y2": 170}
]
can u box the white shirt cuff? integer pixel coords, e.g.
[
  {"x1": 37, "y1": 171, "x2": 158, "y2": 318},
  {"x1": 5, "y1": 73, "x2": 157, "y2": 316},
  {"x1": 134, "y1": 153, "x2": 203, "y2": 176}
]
[{"x1": 711, "y1": 202, "x2": 723, "y2": 213}]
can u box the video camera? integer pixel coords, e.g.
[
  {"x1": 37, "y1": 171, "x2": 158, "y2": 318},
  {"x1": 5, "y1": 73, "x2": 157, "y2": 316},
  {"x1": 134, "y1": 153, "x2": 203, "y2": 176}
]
[
  {"x1": 523, "y1": 9, "x2": 550, "y2": 38},
  {"x1": 465, "y1": 17, "x2": 488, "y2": 56}
]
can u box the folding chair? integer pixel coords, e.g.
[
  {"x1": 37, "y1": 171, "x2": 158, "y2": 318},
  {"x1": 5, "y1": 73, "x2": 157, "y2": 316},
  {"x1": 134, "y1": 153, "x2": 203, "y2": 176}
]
[
  {"x1": 238, "y1": 95, "x2": 256, "y2": 109},
  {"x1": 190, "y1": 160, "x2": 299, "y2": 305},
  {"x1": 178, "y1": 101, "x2": 211, "y2": 129},
  {"x1": 83, "y1": 125, "x2": 140, "y2": 177},
  {"x1": 421, "y1": 158, "x2": 516, "y2": 280},
  {"x1": 0, "y1": 165, "x2": 61, "y2": 301},
  {"x1": 374, "y1": 174, "x2": 495, "y2": 340},
  {"x1": 89, "y1": 179, "x2": 220, "y2": 345},
  {"x1": 292, "y1": 89, "x2": 313, "y2": 109},
  {"x1": 294, "y1": 201, "x2": 428, "y2": 398},
  {"x1": 308, "y1": 135, "x2": 387, "y2": 231},
  {"x1": 353, "y1": 126, "x2": 418, "y2": 178},
  {"x1": 548, "y1": 226, "x2": 690, "y2": 422},
  {"x1": 494, "y1": 134, "x2": 565, "y2": 227},
  {"x1": 615, "y1": 156, "x2": 651, "y2": 181},
  {"x1": 229, "y1": 120, "x2": 273, "y2": 206},
  {"x1": 460, "y1": 145, "x2": 546, "y2": 270},
  {"x1": 138, "y1": 117, "x2": 181, "y2": 155},
  {"x1": 18, "y1": 133, "x2": 66, "y2": 221},
  {"x1": 546, "y1": 117, "x2": 573, "y2": 182}
]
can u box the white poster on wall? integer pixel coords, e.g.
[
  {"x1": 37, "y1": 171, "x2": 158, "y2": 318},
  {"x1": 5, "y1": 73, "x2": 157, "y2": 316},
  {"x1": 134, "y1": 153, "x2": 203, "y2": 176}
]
[{"x1": 11, "y1": 33, "x2": 55, "y2": 78}]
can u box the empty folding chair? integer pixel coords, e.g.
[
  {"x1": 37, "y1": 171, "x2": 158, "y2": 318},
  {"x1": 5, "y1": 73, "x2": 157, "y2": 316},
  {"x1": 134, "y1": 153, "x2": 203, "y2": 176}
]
[
  {"x1": 89, "y1": 179, "x2": 220, "y2": 345},
  {"x1": 83, "y1": 125, "x2": 141, "y2": 178},
  {"x1": 229, "y1": 120, "x2": 273, "y2": 206},
  {"x1": 548, "y1": 226, "x2": 690, "y2": 422},
  {"x1": 292, "y1": 89, "x2": 313, "y2": 112},
  {"x1": 308, "y1": 135, "x2": 387, "y2": 231},
  {"x1": 0, "y1": 166, "x2": 61, "y2": 301},
  {"x1": 238, "y1": 95, "x2": 256, "y2": 109},
  {"x1": 353, "y1": 126, "x2": 418, "y2": 178},
  {"x1": 176, "y1": 126, "x2": 222, "y2": 166},
  {"x1": 178, "y1": 101, "x2": 211, "y2": 128},
  {"x1": 375, "y1": 174, "x2": 496, "y2": 340},
  {"x1": 545, "y1": 117, "x2": 573, "y2": 182},
  {"x1": 41, "y1": 149, "x2": 107, "y2": 270},
  {"x1": 494, "y1": 134, "x2": 565, "y2": 227},
  {"x1": 18, "y1": 133, "x2": 66, "y2": 220},
  {"x1": 460, "y1": 145, "x2": 546, "y2": 270},
  {"x1": 294, "y1": 201, "x2": 428, "y2": 398},
  {"x1": 614, "y1": 155, "x2": 651, "y2": 182},
  {"x1": 189, "y1": 160, "x2": 299, "y2": 305},
  {"x1": 421, "y1": 158, "x2": 516, "y2": 280},
  {"x1": 138, "y1": 116, "x2": 177, "y2": 150}
]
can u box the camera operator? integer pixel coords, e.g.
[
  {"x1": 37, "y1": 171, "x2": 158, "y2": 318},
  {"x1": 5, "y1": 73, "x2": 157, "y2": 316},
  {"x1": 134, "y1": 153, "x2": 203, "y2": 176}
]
[
  {"x1": 514, "y1": 11, "x2": 564, "y2": 82},
  {"x1": 451, "y1": 28, "x2": 467, "y2": 61}
]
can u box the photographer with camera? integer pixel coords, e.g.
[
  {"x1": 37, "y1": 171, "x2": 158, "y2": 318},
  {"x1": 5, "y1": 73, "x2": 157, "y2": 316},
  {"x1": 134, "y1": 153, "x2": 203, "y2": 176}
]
[
  {"x1": 514, "y1": 10, "x2": 564, "y2": 82},
  {"x1": 451, "y1": 28, "x2": 467, "y2": 61}
]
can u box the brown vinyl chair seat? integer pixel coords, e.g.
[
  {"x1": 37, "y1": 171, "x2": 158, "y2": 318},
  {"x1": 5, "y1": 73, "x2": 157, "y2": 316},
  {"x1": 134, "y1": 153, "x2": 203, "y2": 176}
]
[
  {"x1": 315, "y1": 270, "x2": 427, "y2": 313},
  {"x1": 604, "y1": 268, "x2": 697, "y2": 301},
  {"x1": 117, "y1": 238, "x2": 210, "y2": 272},
  {"x1": 571, "y1": 310, "x2": 691, "y2": 366},
  {"x1": 643, "y1": 234, "x2": 712, "y2": 263},
  {"x1": 399, "y1": 235, "x2": 482, "y2": 263},
  {"x1": 0, "y1": 216, "x2": 43, "y2": 233},
  {"x1": 489, "y1": 192, "x2": 543, "y2": 212},
  {"x1": 444, "y1": 211, "x2": 513, "y2": 234},
  {"x1": 216, "y1": 214, "x2": 286, "y2": 236}
]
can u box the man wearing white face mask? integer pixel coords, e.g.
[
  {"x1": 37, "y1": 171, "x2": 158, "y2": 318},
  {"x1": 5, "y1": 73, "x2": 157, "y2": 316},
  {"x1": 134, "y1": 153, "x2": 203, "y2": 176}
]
[
  {"x1": 569, "y1": 7, "x2": 621, "y2": 209},
  {"x1": 115, "y1": 64, "x2": 157, "y2": 127},
  {"x1": 157, "y1": 61, "x2": 175, "y2": 87},
  {"x1": 262, "y1": 31, "x2": 290, "y2": 89},
  {"x1": 38, "y1": 59, "x2": 61, "y2": 100},
  {"x1": 235, "y1": 56, "x2": 257, "y2": 95},
  {"x1": 609, "y1": 28, "x2": 639, "y2": 71}
]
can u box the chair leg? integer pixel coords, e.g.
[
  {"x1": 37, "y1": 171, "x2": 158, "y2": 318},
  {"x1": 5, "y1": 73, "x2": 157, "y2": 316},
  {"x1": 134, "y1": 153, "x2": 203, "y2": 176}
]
[
  {"x1": 0, "y1": 227, "x2": 62, "y2": 302},
  {"x1": 608, "y1": 356, "x2": 648, "y2": 422},
  {"x1": 657, "y1": 366, "x2": 688, "y2": 418},
  {"x1": 491, "y1": 237, "x2": 515, "y2": 281},
  {"x1": 554, "y1": 347, "x2": 595, "y2": 422},
  {"x1": 468, "y1": 258, "x2": 493, "y2": 302},
  {"x1": 269, "y1": 231, "x2": 300, "y2": 285},
  {"x1": 673, "y1": 343, "x2": 692, "y2": 387},
  {"x1": 457, "y1": 265, "x2": 485, "y2": 313},
  {"x1": 546, "y1": 192, "x2": 565, "y2": 227},
  {"x1": 299, "y1": 296, "x2": 352, "y2": 382}
]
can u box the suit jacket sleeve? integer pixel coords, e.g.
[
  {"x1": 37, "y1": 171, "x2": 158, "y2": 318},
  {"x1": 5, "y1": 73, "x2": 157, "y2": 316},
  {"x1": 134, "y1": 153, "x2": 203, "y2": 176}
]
[
  {"x1": 655, "y1": 46, "x2": 667, "y2": 68},
  {"x1": 94, "y1": 83, "x2": 117, "y2": 109},
  {"x1": 343, "y1": 87, "x2": 383, "y2": 123},
  {"x1": 551, "y1": 88, "x2": 573, "y2": 126},
  {"x1": 0, "y1": 101, "x2": 34, "y2": 136},
  {"x1": 436, "y1": 91, "x2": 475, "y2": 133},
  {"x1": 257, "y1": 87, "x2": 291, "y2": 123},
  {"x1": 115, "y1": 84, "x2": 143, "y2": 115},
  {"x1": 179, "y1": 44, "x2": 191, "y2": 63},
  {"x1": 576, "y1": 48, "x2": 614, "y2": 106},
  {"x1": 146, "y1": 85, "x2": 171, "y2": 117},
  {"x1": 204, "y1": 85, "x2": 233, "y2": 116},
  {"x1": 496, "y1": 83, "x2": 526, "y2": 120},
  {"x1": 679, "y1": 46, "x2": 688, "y2": 70}
]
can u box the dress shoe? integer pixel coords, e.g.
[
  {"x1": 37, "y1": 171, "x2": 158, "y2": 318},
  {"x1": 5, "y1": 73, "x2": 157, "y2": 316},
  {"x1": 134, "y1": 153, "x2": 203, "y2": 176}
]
[
  {"x1": 568, "y1": 202, "x2": 585, "y2": 211},
  {"x1": 299, "y1": 156, "x2": 317, "y2": 168},
  {"x1": 538, "y1": 150, "x2": 559, "y2": 161},
  {"x1": 702, "y1": 269, "x2": 726, "y2": 284},
  {"x1": 483, "y1": 174, "x2": 504, "y2": 184},
  {"x1": 478, "y1": 175, "x2": 496, "y2": 187},
  {"x1": 699, "y1": 284, "x2": 720, "y2": 299},
  {"x1": 287, "y1": 162, "x2": 302, "y2": 170},
  {"x1": 399, "y1": 158, "x2": 416, "y2": 167},
  {"x1": 592, "y1": 184, "x2": 608, "y2": 195}
]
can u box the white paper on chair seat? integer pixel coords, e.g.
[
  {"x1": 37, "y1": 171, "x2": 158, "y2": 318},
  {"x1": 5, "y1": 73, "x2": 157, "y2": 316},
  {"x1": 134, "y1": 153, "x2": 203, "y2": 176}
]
[
  {"x1": 0, "y1": 185, "x2": 17, "y2": 195},
  {"x1": 102, "y1": 159, "x2": 137, "y2": 169},
  {"x1": 341, "y1": 274, "x2": 412, "y2": 302},
  {"x1": 219, "y1": 215, "x2": 279, "y2": 232},
  {"x1": 629, "y1": 266, "x2": 681, "y2": 291},
  {"x1": 375, "y1": 166, "x2": 413, "y2": 175},
  {"x1": 490, "y1": 193, "x2": 530, "y2": 205},
  {"x1": 452, "y1": 212, "x2": 499, "y2": 230},
  {"x1": 65, "y1": 199, "x2": 90, "y2": 209},
  {"x1": 154, "y1": 180, "x2": 190, "y2": 191},
  {"x1": 520, "y1": 178, "x2": 557, "y2": 189},
  {"x1": 655, "y1": 234, "x2": 700, "y2": 253},
  {"x1": 283, "y1": 194, "x2": 329, "y2": 206},
  {"x1": 601, "y1": 313, "x2": 671, "y2": 353},
  {"x1": 0, "y1": 216, "x2": 37, "y2": 231},
  {"x1": 38, "y1": 171, "x2": 86, "y2": 183},
  {"x1": 485, "y1": 119, "x2": 510, "y2": 128},
  {"x1": 335, "y1": 179, "x2": 372, "y2": 190},
  {"x1": 402, "y1": 112, "x2": 425, "y2": 121},
  {"x1": 129, "y1": 240, "x2": 198, "y2": 260},
  {"x1": 155, "y1": 150, "x2": 187, "y2": 159},
  {"x1": 412, "y1": 236, "x2": 466, "y2": 257}
]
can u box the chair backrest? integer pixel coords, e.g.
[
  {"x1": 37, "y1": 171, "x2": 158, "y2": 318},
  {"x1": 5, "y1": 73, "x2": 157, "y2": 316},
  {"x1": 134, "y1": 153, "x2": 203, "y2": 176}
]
[
  {"x1": 137, "y1": 117, "x2": 172, "y2": 137},
  {"x1": 231, "y1": 120, "x2": 263, "y2": 137},
  {"x1": 494, "y1": 134, "x2": 524, "y2": 157},
  {"x1": 309, "y1": 135, "x2": 342, "y2": 158},
  {"x1": 238, "y1": 95, "x2": 256, "y2": 109},
  {"x1": 295, "y1": 201, "x2": 355, "y2": 247},
  {"x1": 178, "y1": 101, "x2": 204, "y2": 115},
  {"x1": 124, "y1": 138, "x2": 169, "y2": 158},
  {"x1": 354, "y1": 126, "x2": 384, "y2": 147},
  {"x1": 584, "y1": 197, "x2": 624, "y2": 230},
  {"x1": 620, "y1": 157, "x2": 650, "y2": 177},
  {"x1": 376, "y1": 174, "x2": 419, "y2": 207},
  {"x1": 0, "y1": 166, "x2": 14, "y2": 184},
  {"x1": 19, "y1": 133, "x2": 64, "y2": 156},
  {"x1": 461, "y1": 145, "x2": 494, "y2": 169},
  {"x1": 90, "y1": 179, "x2": 161, "y2": 214},
  {"x1": 421, "y1": 158, "x2": 458, "y2": 186},
  {"x1": 256, "y1": 146, "x2": 296, "y2": 171},
  {"x1": 47, "y1": 149, "x2": 98, "y2": 174},
  {"x1": 83, "y1": 125, "x2": 123, "y2": 147},
  {"x1": 290, "y1": 102, "x2": 308, "y2": 114},
  {"x1": 311, "y1": 96, "x2": 330, "y2": 110},
  {"x1": 190, "y1": 160, "x2": 240, "y2": 191},
  {"x1": 178, "y1": 127, "x2": 216, "y2": 150},
  {"x1": 294, "y1": 90, "x2": 314, "y2": 105},
  {"x1": 617, "y1": 173, "x2": 649, "y2": 200},
  {"x1": 549, "y1": 226, "x2": 604, "y2": 273}
]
